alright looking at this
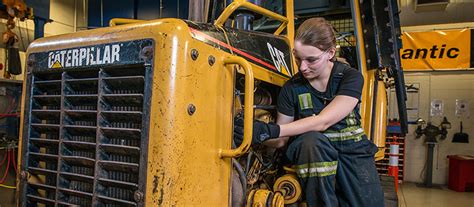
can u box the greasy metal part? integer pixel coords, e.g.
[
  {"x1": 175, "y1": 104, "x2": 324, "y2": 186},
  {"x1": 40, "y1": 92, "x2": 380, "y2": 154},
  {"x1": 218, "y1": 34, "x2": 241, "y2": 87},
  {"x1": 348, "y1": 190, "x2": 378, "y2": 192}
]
[
  {"x1": 191, "y1": 49, "x2": 199, "y2": 60},
  {"x1": 246, "y1": 158, "x2": 261, "y2": 185},
  {"x1": 273, "y1": 174, "x2": 302, "y2": 204},
  {"x1": 254, "y1": 109, "x2": 272, "y2": 123},
  {"x1": 134, "y1": 190, "x2": 144, "y2": 202},
  {"x1": 208, "y1": 55, "x2": 215, "y2": 66},
  {"x1": 187, "y1": 104, "x2": 196, "y2": 115},
  {"x1": 20, "y1": 170, "x2": 27, "y2": 179},
  {"x1": 246, "y1": 189, "x2": 284, "y2": 207}
]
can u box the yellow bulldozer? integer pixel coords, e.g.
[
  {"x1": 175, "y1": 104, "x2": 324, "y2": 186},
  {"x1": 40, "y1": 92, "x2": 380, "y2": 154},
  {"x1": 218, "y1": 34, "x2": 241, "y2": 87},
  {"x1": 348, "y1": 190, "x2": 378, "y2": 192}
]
[{"x1": 16, "y1": 0, "x2": 407, "y2": 206}]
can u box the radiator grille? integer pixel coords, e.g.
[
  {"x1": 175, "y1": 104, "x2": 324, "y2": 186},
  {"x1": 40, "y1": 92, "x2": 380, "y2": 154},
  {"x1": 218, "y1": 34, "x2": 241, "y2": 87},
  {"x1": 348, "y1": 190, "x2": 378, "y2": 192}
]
[{"x1": 24, "y1": 64, "x2": 150, "y2": 207}]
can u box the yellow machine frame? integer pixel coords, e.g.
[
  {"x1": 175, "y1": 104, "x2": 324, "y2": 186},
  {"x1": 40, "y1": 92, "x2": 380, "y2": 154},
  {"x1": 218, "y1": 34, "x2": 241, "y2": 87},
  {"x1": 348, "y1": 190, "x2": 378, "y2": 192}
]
[{"x1": 16, "y1": 0, "x2": 391, "y2": 206}]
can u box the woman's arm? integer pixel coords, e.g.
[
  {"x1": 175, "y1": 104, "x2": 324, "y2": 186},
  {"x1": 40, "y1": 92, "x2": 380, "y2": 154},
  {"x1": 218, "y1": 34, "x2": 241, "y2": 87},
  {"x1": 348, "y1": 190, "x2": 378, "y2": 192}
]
[{"x1": 278, "y1": 95, "x2": 358, "y2": 137}]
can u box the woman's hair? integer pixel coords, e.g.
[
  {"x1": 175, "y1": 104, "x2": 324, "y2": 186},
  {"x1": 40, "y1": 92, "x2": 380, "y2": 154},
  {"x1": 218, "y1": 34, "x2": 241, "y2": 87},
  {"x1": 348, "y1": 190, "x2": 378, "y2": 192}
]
[{"x1": 295, "y1": 17, "x2": 336, "y2": 61}]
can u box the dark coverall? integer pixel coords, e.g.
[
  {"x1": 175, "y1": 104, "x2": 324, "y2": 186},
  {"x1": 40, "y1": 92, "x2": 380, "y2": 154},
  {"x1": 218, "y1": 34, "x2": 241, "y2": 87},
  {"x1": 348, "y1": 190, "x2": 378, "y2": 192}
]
[{"x1": 277, "y1": 61, "x2": 384, "y2": 207}]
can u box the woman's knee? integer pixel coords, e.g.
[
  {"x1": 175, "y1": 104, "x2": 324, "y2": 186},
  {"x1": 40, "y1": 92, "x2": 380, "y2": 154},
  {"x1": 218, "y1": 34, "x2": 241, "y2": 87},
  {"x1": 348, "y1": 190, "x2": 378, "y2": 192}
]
[{"x1": 290, "y1": 131, "x2": 328, "y2": 149}]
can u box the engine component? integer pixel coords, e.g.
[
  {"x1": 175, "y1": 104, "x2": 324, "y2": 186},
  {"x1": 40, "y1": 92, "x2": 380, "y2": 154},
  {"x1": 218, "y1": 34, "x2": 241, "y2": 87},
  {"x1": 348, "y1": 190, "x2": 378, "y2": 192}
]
[
  {"x1": 273, "y1": 174, "x2": 302, "y2": 204},
  {"x1": 246, "y1": 189, "x2": 284, "y2": 207}
]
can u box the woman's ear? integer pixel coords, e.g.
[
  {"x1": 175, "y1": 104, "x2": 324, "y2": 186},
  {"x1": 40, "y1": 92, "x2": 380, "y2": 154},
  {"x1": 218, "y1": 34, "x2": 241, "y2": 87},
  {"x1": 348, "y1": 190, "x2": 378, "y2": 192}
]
[{"x1": 328, "y1": 47, "x2": 337, "y2": 61}]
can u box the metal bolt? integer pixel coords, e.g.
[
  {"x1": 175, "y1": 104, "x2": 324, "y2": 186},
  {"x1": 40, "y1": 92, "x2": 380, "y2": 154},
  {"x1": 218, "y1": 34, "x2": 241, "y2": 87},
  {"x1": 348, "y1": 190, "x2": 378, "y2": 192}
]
[
  {"x1": 208, "y1": 55, "x2": 215, "y2": 66},
  {"x1": 134, "y1": 190, "x2": 144, "y2": 202},
  {"x1": 187, "y1": 104, "x2": 196, "y2": 115},
  {"x1": 191, "y1": 49, "x2": 199, "y2": 60},
  {"x1": 20, "y1": 171, "x2": 28, "y2": 179},
  {"x1": 27, "y1": 60, "x2": 34, "y2": 67}
]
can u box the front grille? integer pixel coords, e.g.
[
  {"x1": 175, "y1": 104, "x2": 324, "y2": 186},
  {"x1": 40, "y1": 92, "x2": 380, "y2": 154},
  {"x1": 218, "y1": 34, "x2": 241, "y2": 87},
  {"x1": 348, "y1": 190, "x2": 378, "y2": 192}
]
[{"x1": 23, "y1": 64, "x2": 151, "y2": 206}]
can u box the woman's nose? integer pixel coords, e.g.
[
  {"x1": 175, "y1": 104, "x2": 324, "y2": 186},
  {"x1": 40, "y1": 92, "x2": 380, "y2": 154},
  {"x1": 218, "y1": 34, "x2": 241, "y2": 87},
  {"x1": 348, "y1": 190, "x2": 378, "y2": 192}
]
[{"x1": 299, "y1": 60, "x2": 308, "y2": 70}]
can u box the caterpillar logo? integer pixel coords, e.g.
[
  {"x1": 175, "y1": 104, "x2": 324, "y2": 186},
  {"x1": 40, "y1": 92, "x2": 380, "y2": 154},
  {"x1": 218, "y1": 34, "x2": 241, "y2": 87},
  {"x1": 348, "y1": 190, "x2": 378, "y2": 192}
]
[
  {"x1": 267, "y1": 42, "x2": 291, "y2": 76},
  {"x1": 48, "y1": 44, "x2": 121, "y2": 69}
]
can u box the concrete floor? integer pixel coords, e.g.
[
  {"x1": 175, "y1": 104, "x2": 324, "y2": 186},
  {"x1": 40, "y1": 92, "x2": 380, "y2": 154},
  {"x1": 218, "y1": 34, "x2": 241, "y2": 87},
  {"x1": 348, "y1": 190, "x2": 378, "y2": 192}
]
[{"x1": 399, "y1": 182, "x2": 474, "y2": 207}]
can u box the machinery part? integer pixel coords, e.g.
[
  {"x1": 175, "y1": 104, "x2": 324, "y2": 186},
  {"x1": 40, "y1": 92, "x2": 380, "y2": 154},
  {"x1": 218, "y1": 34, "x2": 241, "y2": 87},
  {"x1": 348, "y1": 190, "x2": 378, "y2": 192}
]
[
  {"x1": 246, "y1": 189, "x2": 284, "y2": 207},
  {"x1": 273, "y1": 174, "x2": 302, "y2": 204},
  {"x1": 254, "y1": 109, "x2": 272, "y2": 123},
  {"x1": 231, "y1": 169, "x2": 245, "y2": 207},
  {"x1": 246, "y1": 157, "x2": 262, "y2": 185},
  {"x1": 187, "y1": 104, "x2": 196, "y2": 115},
  {"x1": 232, "y1": 158, "x2": 247, "y2": 206},
  {"x1": 208, "y1": 55, "x2": 216, "y2": 66},
  {"x1": 191, "y1": 49, "x2": 199, "y2": 60},
  {"x1": 219, "y1": 56, "x2": 254, "y2": 158},
  {"x1": 254, "y1": 87, "x2": 272, "y2": 106}
]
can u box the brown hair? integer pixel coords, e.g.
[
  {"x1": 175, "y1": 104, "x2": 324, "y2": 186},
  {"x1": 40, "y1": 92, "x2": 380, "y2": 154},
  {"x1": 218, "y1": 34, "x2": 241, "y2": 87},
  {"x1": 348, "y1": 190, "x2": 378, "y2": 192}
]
[{"x1": 295, "y1": 17, "x2": 336, "y2": 61}]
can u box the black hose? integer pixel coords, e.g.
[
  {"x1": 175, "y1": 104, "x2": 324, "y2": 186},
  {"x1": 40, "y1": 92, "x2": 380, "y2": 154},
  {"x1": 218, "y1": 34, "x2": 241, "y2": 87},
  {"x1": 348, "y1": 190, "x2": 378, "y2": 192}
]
[{"x1": 232, "y1": 158, "x2": 247, "y2": 197}]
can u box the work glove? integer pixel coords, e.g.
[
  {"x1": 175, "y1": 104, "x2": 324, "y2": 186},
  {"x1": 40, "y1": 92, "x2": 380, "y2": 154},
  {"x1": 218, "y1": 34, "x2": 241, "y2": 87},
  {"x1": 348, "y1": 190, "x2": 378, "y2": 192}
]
[{"x1": 233, "y1": 115, "x2": 280, "y2": 146}]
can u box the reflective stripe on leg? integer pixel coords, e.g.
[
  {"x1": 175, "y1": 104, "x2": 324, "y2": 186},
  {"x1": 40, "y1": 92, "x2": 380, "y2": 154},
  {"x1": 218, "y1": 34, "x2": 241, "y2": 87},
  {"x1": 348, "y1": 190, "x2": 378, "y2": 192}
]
[{"x1": 296, "y1": 161, "x2": 338, "y2": 178}]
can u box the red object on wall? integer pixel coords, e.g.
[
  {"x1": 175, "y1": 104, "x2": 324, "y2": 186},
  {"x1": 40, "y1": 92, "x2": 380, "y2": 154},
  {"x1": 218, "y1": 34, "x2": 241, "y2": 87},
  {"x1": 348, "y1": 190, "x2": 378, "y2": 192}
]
[{"x1": 447, "y1": 155, "x2": 474, "y2": 192}]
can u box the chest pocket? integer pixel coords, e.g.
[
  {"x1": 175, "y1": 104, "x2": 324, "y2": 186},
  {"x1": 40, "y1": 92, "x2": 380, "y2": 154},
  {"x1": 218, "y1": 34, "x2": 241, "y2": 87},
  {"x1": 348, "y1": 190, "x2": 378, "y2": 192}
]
[{"x1": 292, "y1": 64, "x2": 347, "y2": 120}]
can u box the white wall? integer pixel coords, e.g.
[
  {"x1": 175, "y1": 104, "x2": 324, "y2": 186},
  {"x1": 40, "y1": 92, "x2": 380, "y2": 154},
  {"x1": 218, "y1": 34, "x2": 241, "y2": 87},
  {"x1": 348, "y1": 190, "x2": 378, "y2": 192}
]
[
  {"x1": 398, "y1": 0, "x2": 474, "y2": 27},
  {"x1": 399, "y1": 72, "x2": 474, "y2": 185}
]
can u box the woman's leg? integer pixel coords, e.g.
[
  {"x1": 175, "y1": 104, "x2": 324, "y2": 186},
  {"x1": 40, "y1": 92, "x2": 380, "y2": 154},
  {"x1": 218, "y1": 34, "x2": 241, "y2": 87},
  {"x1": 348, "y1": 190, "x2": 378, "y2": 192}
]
[{"x1": 286, "y1": 131, "x2": 339, "y2": 207}]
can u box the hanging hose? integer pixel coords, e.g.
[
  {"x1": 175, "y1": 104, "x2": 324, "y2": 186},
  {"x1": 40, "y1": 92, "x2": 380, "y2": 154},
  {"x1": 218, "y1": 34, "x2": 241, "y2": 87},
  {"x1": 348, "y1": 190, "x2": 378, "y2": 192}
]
[
  {"x1": 0, "y1": 148, "x2": 11, "y2": 184},
  {"x1": 12, "y1": 148, "x2": 17, "y2": 173},
  {"x1": 0, "y1": 183, "x2": 16, "y2": 189},
  {"x1": 0, "y1": 149, "x2": 7, "y2": 166}
]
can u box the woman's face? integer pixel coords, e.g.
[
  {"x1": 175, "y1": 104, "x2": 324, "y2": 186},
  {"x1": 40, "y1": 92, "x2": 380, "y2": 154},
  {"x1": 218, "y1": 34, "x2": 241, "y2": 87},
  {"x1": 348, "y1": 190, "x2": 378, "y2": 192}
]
[{"x1": 294, "y1": 40, "x2": 334, "y2": 80}]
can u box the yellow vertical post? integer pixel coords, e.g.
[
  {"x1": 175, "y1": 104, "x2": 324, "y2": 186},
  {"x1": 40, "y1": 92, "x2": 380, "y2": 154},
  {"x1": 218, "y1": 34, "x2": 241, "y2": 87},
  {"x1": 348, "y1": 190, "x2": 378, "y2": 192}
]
[
  {"x1": 285, "y1": 0, "x2": 297, "y2": 74},
  {"x1": 350, "y1": 0, "x2": 373, "y2": 138}
]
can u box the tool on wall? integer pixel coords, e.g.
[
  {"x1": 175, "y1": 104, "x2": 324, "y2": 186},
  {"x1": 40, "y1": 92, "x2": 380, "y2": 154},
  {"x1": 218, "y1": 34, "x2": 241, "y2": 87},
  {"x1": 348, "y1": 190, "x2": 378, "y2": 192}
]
[
  {"x1": 0, "y1": 0, "x2": 32, "y2": 78},
  {"x1": 452, "y1": 121, "x2": 469, "y2": 143}
]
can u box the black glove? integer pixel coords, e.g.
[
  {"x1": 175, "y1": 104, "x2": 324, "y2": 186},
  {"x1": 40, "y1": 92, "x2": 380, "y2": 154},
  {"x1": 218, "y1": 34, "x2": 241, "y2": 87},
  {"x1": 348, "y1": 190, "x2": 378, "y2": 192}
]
[{"x1": 233, "y1": 116, "x2": 280, "y2": 146}]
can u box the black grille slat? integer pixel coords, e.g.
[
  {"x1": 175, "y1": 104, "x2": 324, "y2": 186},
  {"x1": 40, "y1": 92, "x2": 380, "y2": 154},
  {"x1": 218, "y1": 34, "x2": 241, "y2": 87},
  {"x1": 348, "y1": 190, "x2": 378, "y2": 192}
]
[
  {"x1": 27, "y1": 195, "x2": 56, "y2": 205},
  {"x1": 101, "y1": 128, "x2": 141, "y2": 139},
  {"x1": 28, "y1": 167, "x2": 57, "y2": 176},
  {"x1": 29, "y1": 152, "x2": 58, "y2": 161},
  {"x1": 100, "y1": 161, "x2": 139, "y2": 173},
  {"x1": 97, "y1": 195, "x2": 137, "y2": 207},
  {"x1": 24, "y1": 62, "x2": 150, "y2": 206},
  {"x1": 29, "y1": 138, "x2": 59, "y2": 147},
  {"x1": 61, "y1": 172, "x2": 94, "y2": 182},
  {"x1": 58, "y1": 187, "x2": 93, "y2": 198},
  {"x1": 28, "y1": 182, "x2": 57, "y2": 191},
  {"x1": 62, "y1": 156, "x2": 95, "y2": 167},
  {"x1": 101, "y1": 144, "x2": 140, "y2": 156},
  {"x1": 99, "y1": 178, "x2": 139, "y2": 189}
]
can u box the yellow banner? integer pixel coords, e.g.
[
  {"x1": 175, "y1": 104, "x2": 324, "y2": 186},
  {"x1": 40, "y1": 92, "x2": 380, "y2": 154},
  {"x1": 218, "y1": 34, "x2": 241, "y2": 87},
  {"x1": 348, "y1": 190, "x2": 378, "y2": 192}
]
[{"x1": 400, "y1": 29, "x2": 471, "y2": 70}]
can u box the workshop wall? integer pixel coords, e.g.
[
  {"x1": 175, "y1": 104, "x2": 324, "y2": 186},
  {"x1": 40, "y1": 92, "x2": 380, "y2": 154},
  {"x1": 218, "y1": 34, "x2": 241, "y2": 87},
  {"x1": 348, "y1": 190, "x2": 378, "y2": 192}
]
[
  {"x1": 395, "y1": 72, "x2": 474, "y2": 185},
  {"x1": 399, "y1": 0, "x2": 474, "y2": 27}
]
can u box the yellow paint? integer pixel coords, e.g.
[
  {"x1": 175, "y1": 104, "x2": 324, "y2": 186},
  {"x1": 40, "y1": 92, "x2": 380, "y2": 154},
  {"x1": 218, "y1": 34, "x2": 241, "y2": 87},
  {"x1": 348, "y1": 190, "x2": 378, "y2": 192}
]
[
  {"x1": 109, "y1": 18, "x2": 145, "y2": 27},
  {"x1": 373, "y1": 77, "x2": 388, "y2": 161},
  {"x1": 401, "y1": 29, "x2": 471, "y2": 70},
  {"x1": 17, "y1": 17, "x2": 291, "y2": 206}
]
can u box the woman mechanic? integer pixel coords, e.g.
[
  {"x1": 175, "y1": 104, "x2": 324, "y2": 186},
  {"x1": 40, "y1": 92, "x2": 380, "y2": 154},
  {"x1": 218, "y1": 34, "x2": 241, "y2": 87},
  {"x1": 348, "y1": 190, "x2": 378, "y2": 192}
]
[{"x1": 237, "y1": 17, "x2": 384, "y2": 207}]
